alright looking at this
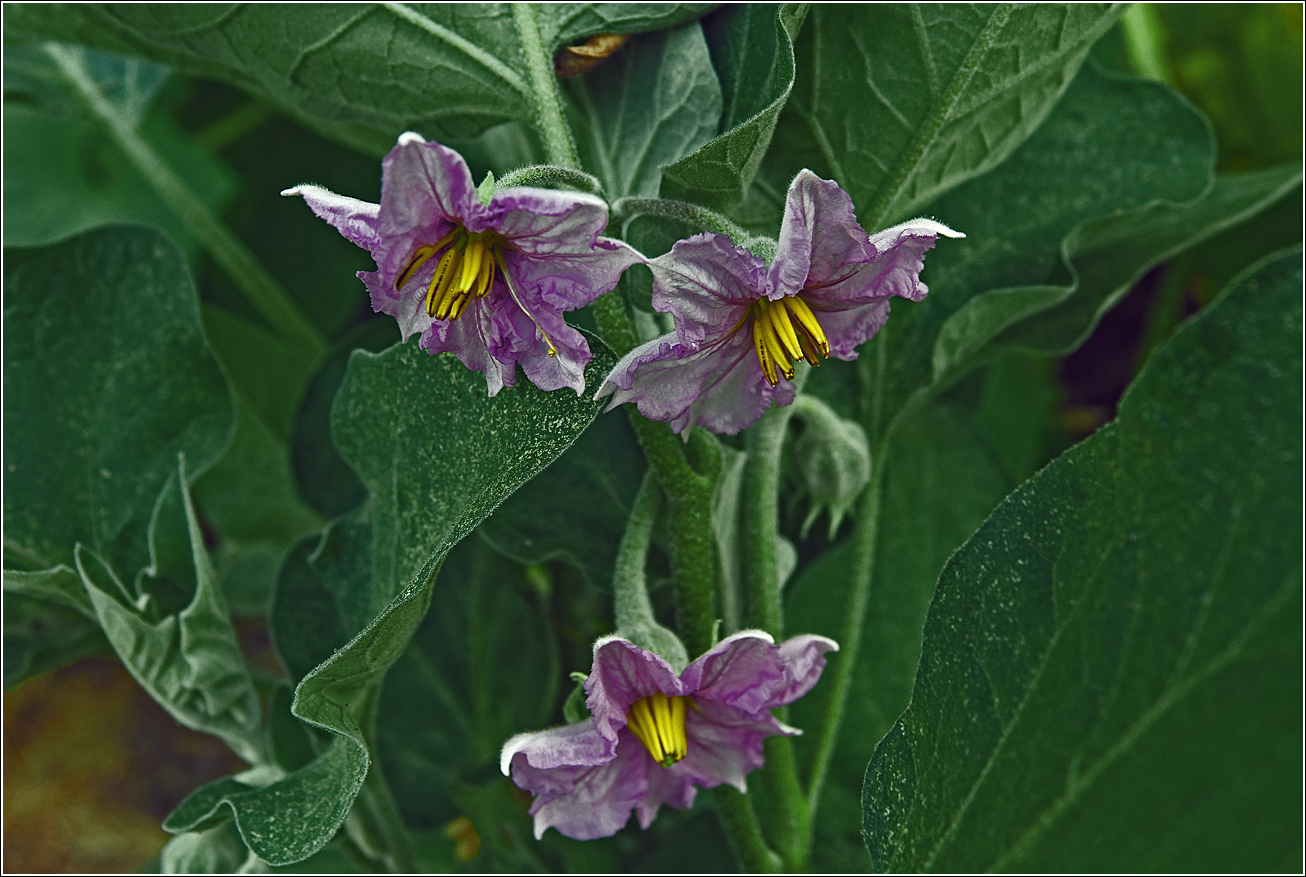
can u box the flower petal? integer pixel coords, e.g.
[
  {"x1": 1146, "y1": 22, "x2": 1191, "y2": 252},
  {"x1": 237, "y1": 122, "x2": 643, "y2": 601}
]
[
  {"x1": 491, "y1": 284, "x2": 592, "y2": 394},
  {"x1": 768, "y1": 169, "x2": 872, "y2": 299},
  {"x1": 374, "y1": 136, "x2": 479, "y2": 284},
  {"x1": 418, "y1": 292, "x2": 517, "y2": 396},
  {"x1": 585, "y1": 636, "x2": 686, "y2": 746},
  {"x1": 767, "y1": 634, "x2": 839, "y2": 708},
  {"x1": 647, "y1": 234, "x2": 768, "y2": 346},
  {"x1": 675, "y1": 698, "x2": 796, "y2": 794},
  {"x1": 500, "y1": 720, "x2": 614, "y2": 777},
  {"x1": 281, "y1": 184, "x2": 380, "y2": 251},
  {"x1": 512, "y1": 729, "x2": 650, "y2": 841},
  {"x1": 502, "y1": 237, "x2": 642, "y2": 312},
  {"x1": 597, "y1": 330, "x2": 794, "y2": 436},
  {"x1": 680, "y1": 630, "x2": 786, "y2": 715}
]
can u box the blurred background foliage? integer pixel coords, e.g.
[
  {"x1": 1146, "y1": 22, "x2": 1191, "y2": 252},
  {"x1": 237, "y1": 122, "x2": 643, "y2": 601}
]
[{"x1": 2, "y1": 3, "x2": 1301, "y2": 872}]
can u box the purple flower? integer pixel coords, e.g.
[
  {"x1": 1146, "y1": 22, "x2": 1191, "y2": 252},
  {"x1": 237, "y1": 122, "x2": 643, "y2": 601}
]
[
  {"x1": 597, "y1": 170, "x2": 963, "y2": 433},
  {"x1": 284, "y1": 134, "x2": 640, "y2": 395},
  {"x1": 500, "y1": 630, "x2": 837, "y2": 840}
]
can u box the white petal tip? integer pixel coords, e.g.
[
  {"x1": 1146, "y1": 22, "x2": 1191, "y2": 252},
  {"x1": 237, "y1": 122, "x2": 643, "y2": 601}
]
[{"x1": 397, "y1": 131, "x2": 426, "y2": 146}]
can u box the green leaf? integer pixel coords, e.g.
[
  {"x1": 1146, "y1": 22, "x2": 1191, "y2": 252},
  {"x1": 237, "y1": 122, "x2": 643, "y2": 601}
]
[
  {"x1": 863, "y1": 249, "x2": 1302, "y2": 872},
  {"x1": 376, "y1": 537, "x2": 559, "y2": 827},
  {"x1": 538, "y1": 3, "x2": 718, "y2": 50},
  {"x1": 776, "y1": 3, "x2": 1125, "y2": 227},
  {"x1": 206, "y1": 339, "x2": 613, "y2": 864},
  {"x1": 3, "y1": 225, "x2": 232, "y2": 582},
  {"x1": 76, "y1": 459, "x2": 263, "y2": 764},
  {"x1": 2, "y1": 46, "x2": 237, "y2": 252},
  {"x1": 786, "y1": 399, "x2": 1016, "y2": 871},
  {"x1": 160, "y1": 822, "x2": 251, "y2": 874},
  {"x1": 986, "y1": 163, "x2": 1303, "y2": 356},
  {"x1": 193, "y1": 392, "x2": 323, "y2": 616},
  {"x1": 3, "y1": 4, "x2": 715, "y2": 156},
  {"x1": 564, "y1": 21, "x2": 722, "y2": 199},
  {"x1": 864, "y1": 64, "x2": 1213, "y2": 440},
  {"x1": 660, "y1": 4, "x2": 804, "y2": 210},
  {"x1": 2, "y1": 565, "x2": 108, "y2": 688},
  {"x1": 479, "y1": 409, "x2": 645, "y2": 590}
]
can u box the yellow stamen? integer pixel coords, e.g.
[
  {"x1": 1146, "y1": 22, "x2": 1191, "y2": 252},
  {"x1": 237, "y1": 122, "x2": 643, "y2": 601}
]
[
  {"x1": 767, "y1": 299, "x2": 804, "y2": 361},
  {"x1": 748, "y1": 295, "x2": 829, "y2": 384},
  {"x1": 459, "y1": 237, "x2": 486, "y2": 294},
  {"x1": 782, "y1": 295, "x2": 830, "y2": 357},
  {"x1": 425, "y1": 248, "x2": 462, "y2": 317},
  {"x1": 501, "y1": 265, "x2": 558, "y2": 357},
  {"x1": 399, "y1": 227, "x2": 463, "y2": 291},
  {"x1": 626, "y1": 692, "x2": 689, "y2": 768},
  {"x1": 474, "y1": 252, "x2": 496, "y2": 299},
  {"x1": 754, "y1": 321, "x2": 779, "y2": 386}
]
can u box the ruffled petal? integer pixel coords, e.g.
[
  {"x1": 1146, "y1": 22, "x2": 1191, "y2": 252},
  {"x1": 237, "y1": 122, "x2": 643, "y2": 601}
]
[
  {"x1": 807, "y1": 298, "x2": 893, "y2": 361},
  {"x1": 766, "y1": 634, "x2": 840, "y2": 709},
  {"x1": 500, "y1": 720, "x2": 614, "y2": 777},
  {"x1": 675, "y1": 698, "x2": 796, "y2": 794},
  {"x1": 768, "y1": 169, "x2": 872, "y2": 299},
  {"x1": 493, "y1": 287, "x2": 592, "y2": 395},
  {"x1": 281, "y1": 185, "x2": 380, "y2": 252},
  {"x1": 418, "y1": 292, "x2": 517, "y2": 396},
  {"x1": 807, "y1": 218, "x2": 963, "y2": 310},
  {"x1": 514, "y1": 729, "x2": 651, "y2": 841},
  {"x1": 680, "y1": 631, "x2": 786, "y2": 715},
  {"x1": 585, "y1": 636, "x2": 687, "y2": 747},
  {"x1": 502, "y1": 237, "x2": 643, "y2": 311},
  {"x1": 647, "y1": 234, "x2": 768, "y2": 346},
  {"x1": 374, "y1": 135, "x2": 479, "y2": 286},
  {"x1": 596, "y1": 329, "x2": 793, "y2": 435}
]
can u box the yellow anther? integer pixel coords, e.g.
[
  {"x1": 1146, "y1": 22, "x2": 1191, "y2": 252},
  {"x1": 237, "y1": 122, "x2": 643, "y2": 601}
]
[
  {"x1": 754, "y1": 322, "x2": 779, "y2": 386},
  {"x1": 767, "y1": 299, "x2": 804, "y2": 360},
  {"x1": 626, "y1": 692, "x2": 689, "y2": 768},
  {"x1": 425, "y1": 248, "x2": 462, "y2": 317},
  {"x1": 474, "y1": 252, "x2": 496, "y2": 299},
  {"x1": 747, "y1": 295, "x2": 829, "y2": 383},
  {"x1": 459, "y1": 238, "x2": 486, "y2": 294},
  {"x1": 782, "y1": 295, "x2": 830, "y2": 357},
  {"x1": 399, "y1": 227, "x2": 463, "y2": 291}
]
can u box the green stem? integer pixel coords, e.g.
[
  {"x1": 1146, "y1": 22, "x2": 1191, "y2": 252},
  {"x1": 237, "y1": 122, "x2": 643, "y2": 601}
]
[
  {"x1": 359, "y1": 761, "x2": 417, "y2": 873},
  {"x1": 743, "y1": 369, "x2": 810, "y2": 870},
  {"x1": 45, "y1": 43, "x2": 327, "y2": 361},
  {"x1": 613, "y1": 472, "x2": 689, "y2": 669},
  {"x1": 511, "y1": 2, "x2": 581, "y2": 170},
  {"x1": 804, "y1": 453, "x2": 885, "y2": 824},
  {"x1": 611, "y1": 197, "x2": 756, "y2": 249},
  {"x1": 712, "y1": 786, "x2": 782, "y2": 873},
  {"x1": 743, "y1": 367, "x2": 808, "y2": 636},
  {"x1": 596, "y1": 294, "x2": 777, "y2": 868}
]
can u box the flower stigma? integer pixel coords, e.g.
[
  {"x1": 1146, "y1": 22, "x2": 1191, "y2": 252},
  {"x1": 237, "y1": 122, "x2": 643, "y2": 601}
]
[
  {"x1": 398, "y1": 227, "x2": 558, "y2": 357},
  {"x1": 625, "y1": 691, "x2": 688, "y2": 768},
  {"x1": 750, "y1": 295, "x2": 830, "y2": 386}
]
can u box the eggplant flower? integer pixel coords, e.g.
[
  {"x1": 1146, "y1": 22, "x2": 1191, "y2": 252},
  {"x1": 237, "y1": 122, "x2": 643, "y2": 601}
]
[
  {"x1": 500, "y1": 631, "x2": 837, "y2": 841},
  {"x1": 597, "y1": 170, "x2": 963, "y2": 433},
  {"x1": 285, "y1": 134, "x2": 639, "y2": 395}
]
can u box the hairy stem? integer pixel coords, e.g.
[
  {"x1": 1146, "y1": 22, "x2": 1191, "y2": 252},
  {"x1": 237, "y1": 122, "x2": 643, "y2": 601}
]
[
  {"x1": 45, "y1": 43, "x2": 326, "y2": 361},
  {"x1": 804, "y1": 452, "x2": 885, "y2": 824},
  {"x1": 511, "y1": 3, "x2": 581, "y2": 170},
  {"x1": 712, "y1": 786, "x2": 783, "y2": 873}
]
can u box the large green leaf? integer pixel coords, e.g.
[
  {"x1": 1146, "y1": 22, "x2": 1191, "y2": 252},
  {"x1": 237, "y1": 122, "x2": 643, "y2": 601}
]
[
  {"x1": 563, "y1": 20, "x2": 721, "y2": 199},
  {"x1": 3, "y1": 225, "x2": 232, "y2": 581},
  {"x1": 785, "y1": 398, "x2": 1017, "y2": 871},
  {"x1": 863, "y1": 63, "x2": 1214, "y2": 440},
  {"x1": 2, "y1": 4, "x2": 713, "y2": 155},
  {"x1": 376, "y1": 537, "x2": 559, "y2": 828},
  {"x1": 772, "y1": 4, "x2": 1124, "y2": 227},
  {"x1": 2, "y1": 45, "x2": 236, "y2": 252},
  {"x1": 659, "y1": 4, "x2": 804, "y2": 210},
  {"x1": 176, "y1": 338, "x2": 614, "y2": 864},
  {"x1": 863, "y1": 250, "x2": 1302, "y2": 872},
  {"x1": 479, "y1": 408, "x2": 645, "y2": 590}
]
